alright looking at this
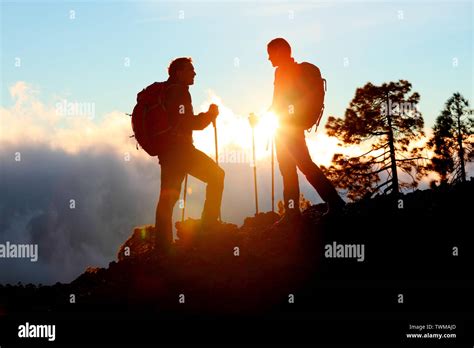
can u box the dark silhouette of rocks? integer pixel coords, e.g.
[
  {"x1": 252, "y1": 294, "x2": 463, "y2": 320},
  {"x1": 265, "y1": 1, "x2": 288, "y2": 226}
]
[{"x1": 0, "y1": 180, "x2": 472, "y2": 317}]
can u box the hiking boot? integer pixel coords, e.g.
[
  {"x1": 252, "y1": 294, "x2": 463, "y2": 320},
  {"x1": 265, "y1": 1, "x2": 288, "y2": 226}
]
[
  {"x1": 322, "y1": 200, "x2": 346, "y2": 219},
  {"x1": 272, "y1": 209, "x2": 302, "y2": 228},
  {"x1": 154, "y1": 238, "x2": 170, "y2": 252},
  {"x1": 198, "y1": 219, "x2": 240, "y2": 244},
  {"x1": 199, "y1": 218, "x2": 232, "y2": 237},
  {"x1": 153, "y1": 227, "x2": 173, "y2": 253}
]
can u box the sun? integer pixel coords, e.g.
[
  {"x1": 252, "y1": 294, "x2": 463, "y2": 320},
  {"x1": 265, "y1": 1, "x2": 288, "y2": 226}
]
[
  {"x1": 251, "y1": 111, "x2": 280, "y2": 160},
  {"x1": 255, "y1": 111, "x2": 279, "y2": 142}
]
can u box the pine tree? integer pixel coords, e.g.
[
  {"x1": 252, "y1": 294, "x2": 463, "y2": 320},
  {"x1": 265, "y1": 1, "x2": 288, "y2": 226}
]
[
  {"x1": 323, "y1": 80, "x2": 427, "y2": 201},
  {"x1": 428, "y1": 92, "x2": 473, "y2": 183}
]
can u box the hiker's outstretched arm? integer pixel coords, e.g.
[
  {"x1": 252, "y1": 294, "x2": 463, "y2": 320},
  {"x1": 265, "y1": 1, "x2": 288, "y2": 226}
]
[
  {"x1": 165, "y1": 85, "x2": 214, "y2": 131},
  {"x1": 188, "y1": 111, "x2": 214, "y2": 130}
]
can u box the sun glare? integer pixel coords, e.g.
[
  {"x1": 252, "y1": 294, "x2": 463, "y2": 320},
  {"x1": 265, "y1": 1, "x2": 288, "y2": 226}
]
[
  {"x1": 255, "y1": 111, "x2": 279, "y2": 141},
  {"x1": 194, "y1": 92, "x2": 342, "y2": 164}
]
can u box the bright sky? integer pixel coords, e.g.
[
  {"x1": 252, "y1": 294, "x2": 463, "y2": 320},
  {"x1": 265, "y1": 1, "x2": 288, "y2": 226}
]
[
  {"x1": 2, "y1": 0, "x2": 472, "y2": 119},
  {"x1": 1, "y1": 0, "x2": 473, "y2": 172}
]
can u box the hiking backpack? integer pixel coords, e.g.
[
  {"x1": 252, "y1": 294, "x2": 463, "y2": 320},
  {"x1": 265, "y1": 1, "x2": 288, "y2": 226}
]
[
  {"x1": 130, "y1": 82, "x2": 171, "y2": 156},
  {"x1": 297, "y1": 62, "x2": 327, "y2": 131}
]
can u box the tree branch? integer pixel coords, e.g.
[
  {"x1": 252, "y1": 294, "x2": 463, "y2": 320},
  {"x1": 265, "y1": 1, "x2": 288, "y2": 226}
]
[
  {"x1": 373, "y1": 179, "x2": 391, "y2": 192},
  {"x1": 371, "y1": 150, "x2": 391, "y2": 161},
  {"x1": 395, "y1": 157, "x2": 429, "y2": 162},
  {"x1": 352, "y1": 144, "x2": 389, "y2": 159},
  {"x1": 372, "y1": 165, "x2": 391, "y2": 175}
]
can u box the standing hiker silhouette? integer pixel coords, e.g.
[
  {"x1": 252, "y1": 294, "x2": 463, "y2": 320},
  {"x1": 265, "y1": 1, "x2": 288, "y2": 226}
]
[
  {"x1": 155, "y1": 57, "x2": 224, "y2": 248},
  {"x1": 267, "y1": 38, "x2": 345, "y2": 224}
]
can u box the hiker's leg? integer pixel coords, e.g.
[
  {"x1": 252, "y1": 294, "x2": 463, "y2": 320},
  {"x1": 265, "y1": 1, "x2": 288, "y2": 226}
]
[
  {"x1": 186, "y1": 147, "x2": 225, "y2": 223},
  {"x1": 155, "y1": 159, "x2": 185, "y2": 244},
  {"x1": 275, "y1": 132, "x2": 300, "y2": 212},
  {"x1": 291, "y1": 130, "x2": 345, "y2": 209}
]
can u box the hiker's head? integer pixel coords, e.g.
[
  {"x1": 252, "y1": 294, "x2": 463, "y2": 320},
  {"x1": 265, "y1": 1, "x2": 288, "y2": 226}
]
[
  {"x1": 168, "y1": 57, "x2": 196, "y2": 85},
  {"x1": 267, "y1": 38, "x2": 292, "y2": 67}
]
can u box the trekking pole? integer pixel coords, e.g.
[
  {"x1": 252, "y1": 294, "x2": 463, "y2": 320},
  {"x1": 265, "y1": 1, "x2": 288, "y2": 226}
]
[
  {"x1": 181, "y1": 174, "x2": 188, "y2": 222},
  {"x1": 248, "y1": 113, "x2": 259, "y2": 215},
  {"x1": 212, "y1": 119, "x2": 218, "y2": 164},
  {"x1": 271, "y1": 135, "x2": 275, "y2": 213},
  {"x1": 212, "y1": 119, "x2": 221, "y2": 221}
]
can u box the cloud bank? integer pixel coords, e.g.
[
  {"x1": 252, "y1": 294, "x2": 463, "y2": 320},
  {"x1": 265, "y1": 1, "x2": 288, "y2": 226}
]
[{"x1": 0, "y1": 82, "x2": 295, "y2": 283}]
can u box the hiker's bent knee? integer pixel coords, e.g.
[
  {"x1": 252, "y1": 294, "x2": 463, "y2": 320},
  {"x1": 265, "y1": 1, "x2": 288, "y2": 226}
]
[
  {"x1": 279, "y1": 162, "x2": 297, "y2": 177},
  {"x1": 299, "y1": 158, "x2": 318, "y2": 175},
  {"x1": 159, "y1": 188, "x2": 180, "y2": 205},
  {"x1": 215, "y1": 167, "x2": 225, "y2": 185}
]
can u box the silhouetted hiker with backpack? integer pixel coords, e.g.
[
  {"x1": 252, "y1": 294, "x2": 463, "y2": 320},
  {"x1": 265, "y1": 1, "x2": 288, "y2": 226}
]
[
  {"x1": 131, "y1": 57, "x2": 224, "y2": 249},
  {"x1": 267, "y1": 38, "x2": 345, "y2": 224}
]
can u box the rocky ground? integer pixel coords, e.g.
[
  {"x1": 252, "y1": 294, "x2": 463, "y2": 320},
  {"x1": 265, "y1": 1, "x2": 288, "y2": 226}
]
[{"x1": 0, "y1": 181, "x2": 472, "y2": 318}]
